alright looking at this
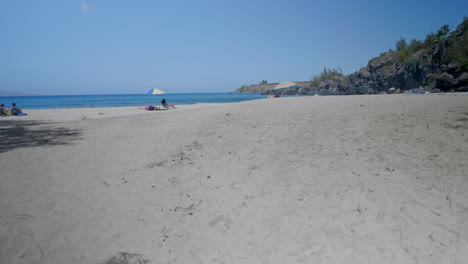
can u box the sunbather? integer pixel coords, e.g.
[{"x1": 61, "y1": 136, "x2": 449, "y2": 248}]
[
  {"x1": 139, "y1": 105, "x2": 160, "y2": 110},
  {"x1": 161, "y1": 98, "x2": 176, "y2": 109}
]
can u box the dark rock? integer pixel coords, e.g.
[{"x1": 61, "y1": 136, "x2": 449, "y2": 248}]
[
  {"x1": 447, "y1": 62, "x2": 461, "y2": 72},
  {"x1": 457, "y1": 72, "x2": 468, "y2": 86},
  {"x1": 432, "y1": 73, "x2": 457, "y2": 90},
  {"x1": 439, "y1": 72, "x2": 456, "y2": 83}
]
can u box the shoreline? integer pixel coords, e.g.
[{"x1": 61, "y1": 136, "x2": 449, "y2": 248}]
[
  {"x1": 1, "y1": 93, "x2": 466, "y2": 122},
  {"x1": 0, "y1": 103, "x2": 230, "y2": 122},
  {"x1": 2, "y1": 92, "x2": 468, "y2": 114}
]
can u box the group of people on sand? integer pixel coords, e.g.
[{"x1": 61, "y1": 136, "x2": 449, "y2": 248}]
[
  {"x1": 0, "y1": 103, "x2": 25, "y2": 116},
  {"x1": 140, "y1": 98, "x2": 176, "y2": 111}
]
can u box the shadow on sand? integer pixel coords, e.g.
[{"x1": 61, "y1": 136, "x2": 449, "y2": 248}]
[{"x1": 0, "y1": 120, "x2": 83, "y2": 153}]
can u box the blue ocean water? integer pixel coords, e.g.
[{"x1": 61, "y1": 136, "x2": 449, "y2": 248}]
[{"x1": 0, "y1": 93, "x2": 268, "y2": 110}]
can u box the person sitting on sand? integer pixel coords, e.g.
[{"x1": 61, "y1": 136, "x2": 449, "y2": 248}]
[
  {"x1": 0, "y1": 104, "x2": 8, "y2": 116},
  {"x1": 161, "y1": 98, "x2": 176, "y2": 109},
  {"x1": 10, "y1": 103, "x2": 23, "y2": 115}
]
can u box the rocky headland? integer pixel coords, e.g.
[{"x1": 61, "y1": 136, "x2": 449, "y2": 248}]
[{"x1": 234, "y1": 18, "x2": 468, "y2": 95}]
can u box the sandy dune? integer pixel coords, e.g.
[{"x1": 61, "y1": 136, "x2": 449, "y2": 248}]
[{"x1": 1, "y1": 94, "x2": 467, "y2": 264}]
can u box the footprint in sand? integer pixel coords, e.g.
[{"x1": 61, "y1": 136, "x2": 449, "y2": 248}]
[{"x1": 209, "y1": 215, "x2": 233, "y2": 233}]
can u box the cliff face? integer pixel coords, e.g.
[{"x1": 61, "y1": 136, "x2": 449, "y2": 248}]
[
  {"x1": 234, "y1": 18, "x2": 468, "y2": 95},
  {"x1": 346, "y1": 48, "x2": 468, "y2": 94}
]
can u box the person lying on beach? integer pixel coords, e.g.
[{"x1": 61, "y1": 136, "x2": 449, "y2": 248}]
[
  {"x1": 139, "y1": 105, "x2": 161, "y2": 110},
  {"x1": 161, "y1": 99, "x2": 176, "y2": 109},
  {"x1": 10, "y1": 103, "x2": 23, "y2": 115}
]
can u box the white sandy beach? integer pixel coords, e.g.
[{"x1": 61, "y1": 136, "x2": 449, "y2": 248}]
[{"x1": 1, "y1": 94, "x2": 467, "y2": 264}]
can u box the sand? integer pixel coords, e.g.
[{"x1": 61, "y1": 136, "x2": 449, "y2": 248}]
[{"x1": 1, "y1": 94, "x2": 467, "y2": 264}]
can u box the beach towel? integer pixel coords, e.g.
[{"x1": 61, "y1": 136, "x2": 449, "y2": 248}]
[
  {"x1": 1, "y1": 110, "x2": 12, "y2": 116},
  {"x1": 146, "y1": 105, "x2": 160, "y2": 111}
]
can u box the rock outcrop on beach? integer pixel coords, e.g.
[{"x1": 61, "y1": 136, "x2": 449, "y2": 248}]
[{"x1": 234, "y1": 17, "x2": 468, "y2": 95}]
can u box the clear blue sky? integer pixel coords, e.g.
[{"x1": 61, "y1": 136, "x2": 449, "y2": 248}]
[{"x1": 0, "y1": 0, "x2": 467, "y2": 95}]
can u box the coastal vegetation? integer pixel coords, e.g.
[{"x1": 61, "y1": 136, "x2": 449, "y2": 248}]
[
  {"x1": 234, "y1": 17, "x2": 468, "y2": 95},
  {"x1": 310, "y1": 67, "x2": 350, "y2": 87}
]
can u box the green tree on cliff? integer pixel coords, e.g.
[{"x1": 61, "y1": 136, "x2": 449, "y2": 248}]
[{"x1": 395, "y1": 38, "x2": 407, "y2": 51}]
